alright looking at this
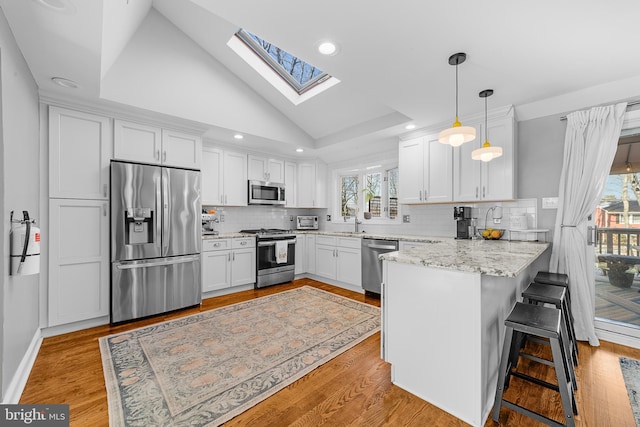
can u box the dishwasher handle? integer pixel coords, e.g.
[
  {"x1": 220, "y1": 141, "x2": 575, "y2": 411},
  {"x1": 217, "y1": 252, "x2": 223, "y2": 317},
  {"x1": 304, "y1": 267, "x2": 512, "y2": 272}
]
[{"x1": 367, "y1": 244, "x2": 398, "y2": 250}]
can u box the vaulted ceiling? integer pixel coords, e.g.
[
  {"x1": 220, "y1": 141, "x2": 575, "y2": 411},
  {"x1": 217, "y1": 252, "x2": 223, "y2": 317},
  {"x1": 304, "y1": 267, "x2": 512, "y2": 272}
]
[{"x1": 2, "y1": 0, "x2": 640, "y2": 163}]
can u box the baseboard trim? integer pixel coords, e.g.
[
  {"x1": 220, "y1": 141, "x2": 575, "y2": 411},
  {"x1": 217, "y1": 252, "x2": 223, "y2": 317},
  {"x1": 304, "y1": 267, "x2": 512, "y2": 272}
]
[
  {"x1": 302, "y1": 274, "x2": 365, "y2": 294},
  {"x1": 596, "y1": 329, "x2": 640, "y2": 349},
  {"x1": 2, "y1": 330, "x2": 42, "y2": 404},
  {"x1": 42, "y1": 316, "x2": 109, "y2": 338}
]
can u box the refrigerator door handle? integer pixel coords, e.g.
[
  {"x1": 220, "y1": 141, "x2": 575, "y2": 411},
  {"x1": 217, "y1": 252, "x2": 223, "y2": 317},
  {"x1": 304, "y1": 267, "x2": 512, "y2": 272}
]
[{"x1": 162, "y1": 168, "x2": 170, "y2": 255}]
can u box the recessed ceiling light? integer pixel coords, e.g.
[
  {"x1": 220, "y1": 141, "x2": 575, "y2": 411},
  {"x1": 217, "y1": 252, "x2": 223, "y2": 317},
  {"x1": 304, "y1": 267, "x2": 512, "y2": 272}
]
[
  {"x1": 51, "y1": 77, "x2": 79, "y2": 89},
  {"x1": 405, "y1": 124, "x2": 416, "y2": 130},
  {"x1": 233, "y1": 134, "x2": 244, "y2": 140},
  {"x1": 296, "y1": 148, "x2": 304, "y2": 153},
  {"x1": 317, "y1": 41, "x2": 338, "y2": 56}
]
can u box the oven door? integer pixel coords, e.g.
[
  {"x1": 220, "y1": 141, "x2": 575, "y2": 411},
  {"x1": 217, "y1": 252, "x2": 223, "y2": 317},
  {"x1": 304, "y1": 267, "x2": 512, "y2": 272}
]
[{"x1": 257, "y1": 238, "x2": 296, "y2": 271}]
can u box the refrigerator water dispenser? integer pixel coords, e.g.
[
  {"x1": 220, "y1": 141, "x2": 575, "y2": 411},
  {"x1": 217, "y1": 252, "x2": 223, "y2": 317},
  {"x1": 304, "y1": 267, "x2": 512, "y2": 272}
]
[{"x1": 125, "y1": 207, "x2": 155, "y2": 245}]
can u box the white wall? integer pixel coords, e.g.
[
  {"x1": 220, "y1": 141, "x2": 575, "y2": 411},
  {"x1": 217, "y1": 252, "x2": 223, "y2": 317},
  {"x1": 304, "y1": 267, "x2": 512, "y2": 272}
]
[
  {"x1": 0, "y1": 8, "x2": 41, "y2": 400},
  {"x1": 101, "y1": 8, "x2": 313, "y2": 148}
]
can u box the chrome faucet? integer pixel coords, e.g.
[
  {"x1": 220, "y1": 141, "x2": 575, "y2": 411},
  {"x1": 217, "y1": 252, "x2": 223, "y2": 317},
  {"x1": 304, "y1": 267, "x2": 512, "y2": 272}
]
[{"x1": 354, "y1": 218, "x2": 362, "y2": 233}]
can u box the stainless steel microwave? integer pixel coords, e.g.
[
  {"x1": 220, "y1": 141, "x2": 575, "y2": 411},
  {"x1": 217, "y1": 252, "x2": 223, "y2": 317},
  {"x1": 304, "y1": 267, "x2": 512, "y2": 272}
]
[
  {"x1": 297, "y1": 215, "x2": 318, "y2": 230},
  {"x1": 248, "y1": 180, "x2": 286, "y2": 205}
]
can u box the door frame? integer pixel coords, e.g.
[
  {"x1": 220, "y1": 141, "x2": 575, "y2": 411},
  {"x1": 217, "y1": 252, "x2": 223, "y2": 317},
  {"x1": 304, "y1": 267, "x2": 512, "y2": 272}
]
[{"x1": 594, "y1": 108, "x2": 640, "y2": 349}]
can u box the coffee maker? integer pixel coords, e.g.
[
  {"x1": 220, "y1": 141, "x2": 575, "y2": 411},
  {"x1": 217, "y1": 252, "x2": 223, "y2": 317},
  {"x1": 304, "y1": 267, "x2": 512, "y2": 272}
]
[{"x1": 454, "y1": 206, "x2": 473, "y2": 239}]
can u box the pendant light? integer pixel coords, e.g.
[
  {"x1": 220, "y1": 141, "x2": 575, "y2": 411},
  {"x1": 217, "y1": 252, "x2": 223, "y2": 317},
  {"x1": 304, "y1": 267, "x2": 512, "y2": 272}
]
[
  {"x1": 438, "y1": 52, "x2": 476, "y2": 147},
  {"x1": 472, "y1": 89, "x2": 503, "y2": 162}
]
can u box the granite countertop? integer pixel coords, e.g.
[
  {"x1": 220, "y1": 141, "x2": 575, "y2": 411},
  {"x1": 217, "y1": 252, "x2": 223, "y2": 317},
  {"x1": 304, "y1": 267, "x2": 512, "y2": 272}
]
[
  {"x1": 379, "y1": 238, "x2": 550, "y2": 278},
  {"x1": 202, "y1": 232, "x2": 253, "y2": 240}
]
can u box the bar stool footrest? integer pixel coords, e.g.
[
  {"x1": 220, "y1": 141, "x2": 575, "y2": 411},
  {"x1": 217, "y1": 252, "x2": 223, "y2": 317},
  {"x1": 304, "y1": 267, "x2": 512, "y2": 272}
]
[
  {"x1": 520, "y1": 351, "x2": 554, "y2": 367},
  {"x1": 511, "y1": 370, "x2": 560, "y2": 391},
  {"x1": 502, "y1": 400, "x2": 569, "y2": 427}
]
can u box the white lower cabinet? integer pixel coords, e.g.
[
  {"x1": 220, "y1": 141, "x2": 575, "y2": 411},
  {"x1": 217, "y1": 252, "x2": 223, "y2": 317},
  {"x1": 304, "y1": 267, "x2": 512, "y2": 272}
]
[
  {"x1": 202, "y1": 237, "x2": 255, "y2": 292},
  {"x1": 48, "y1": 199, "x2": 110, "y2": 326},
  {"x1": 294, "y1": 234, "x2": 305, "y2": 275},
  {"x1": 306, "y1": 234, "x2": 316, "y2": 274},
  {"x1": 315, "y1": 236, "x2": 361, "y2": 286}
]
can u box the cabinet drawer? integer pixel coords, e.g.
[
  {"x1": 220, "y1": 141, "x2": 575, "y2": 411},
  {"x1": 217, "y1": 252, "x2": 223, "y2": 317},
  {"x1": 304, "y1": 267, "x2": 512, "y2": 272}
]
[
  {"x1": 337, "y1": 237, "x2": 360, "y2": 249},
  {"x1": 316, "y1": 235, "x2": 337, "y2": 246},
  {"x1": 232, "y1": 237, "x2": 255, "y2": 249},
  {"x1": 203, "y1": 238, "x2": 230, "y2": 252}
]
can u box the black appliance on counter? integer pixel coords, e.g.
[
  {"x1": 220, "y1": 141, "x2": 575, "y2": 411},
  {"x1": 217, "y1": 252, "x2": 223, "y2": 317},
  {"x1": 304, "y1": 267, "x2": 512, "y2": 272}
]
[
  {"x1": 454, "y1": 206, "x2": 473, "y2": 239},
  {"x1": 240, "y1": 229, "x2": 296, "y2": 288}
]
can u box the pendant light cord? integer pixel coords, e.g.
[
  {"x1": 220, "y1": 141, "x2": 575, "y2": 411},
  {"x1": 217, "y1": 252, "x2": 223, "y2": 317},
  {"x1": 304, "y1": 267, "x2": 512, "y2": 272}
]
[
  {"x1": 484, "y1": 94, "x2": 487, "y2": 141},
  {"x1": 455, "y1": 62, "x2": 459, "y2": 118}
]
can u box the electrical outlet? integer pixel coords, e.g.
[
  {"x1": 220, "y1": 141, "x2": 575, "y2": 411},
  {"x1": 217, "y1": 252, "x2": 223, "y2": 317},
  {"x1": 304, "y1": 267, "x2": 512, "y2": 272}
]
[
  {"x1": 219, "y1": 215, "x2": 225, "y2": 222},
  {"x1": 493, "y1": 218, "x2": 502, "y2": 224},
  {"x1": 289, "y1": 215, "x2": 294, "y2": 221},
  {"x1": 403, "y1": 215, "x2": 410, "y2": 223},
  {"x1": 327, "y1": 214, "x2": 331, "y2": 221}
]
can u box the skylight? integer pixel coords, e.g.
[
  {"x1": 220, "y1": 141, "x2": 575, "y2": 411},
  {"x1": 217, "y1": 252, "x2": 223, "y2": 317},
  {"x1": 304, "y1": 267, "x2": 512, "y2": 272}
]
[{"x1": 235, "y1": 29, "x2": 333, "y2": 96}]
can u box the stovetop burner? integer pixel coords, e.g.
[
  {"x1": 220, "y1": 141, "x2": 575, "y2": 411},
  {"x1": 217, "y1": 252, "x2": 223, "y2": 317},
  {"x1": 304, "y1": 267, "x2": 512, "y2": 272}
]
[{"x1": 239, "y1": 228, "x2": 295, "y2": 238}]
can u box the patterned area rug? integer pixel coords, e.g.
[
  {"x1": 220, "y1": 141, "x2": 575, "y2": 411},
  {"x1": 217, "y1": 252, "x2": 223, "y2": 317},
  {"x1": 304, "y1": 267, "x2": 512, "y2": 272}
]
[
  {"x1": 620, "y1": 357, "x2": 640, "y2": 426},
  {"x1": 99, "y1": 286, "x2": 380, "y2": 426}
]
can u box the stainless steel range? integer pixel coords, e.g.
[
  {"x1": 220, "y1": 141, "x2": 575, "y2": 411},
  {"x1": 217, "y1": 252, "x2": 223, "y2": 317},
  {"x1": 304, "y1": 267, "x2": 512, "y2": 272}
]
[{"x1": 240, "y1": 229, "x2": 296, "y2": 288}]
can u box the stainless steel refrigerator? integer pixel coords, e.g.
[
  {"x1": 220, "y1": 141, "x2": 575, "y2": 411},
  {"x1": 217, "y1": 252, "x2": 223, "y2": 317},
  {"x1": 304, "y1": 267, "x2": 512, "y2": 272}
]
[{"x1": 110, "y1": 161, "x2": 201, "y2": 323}]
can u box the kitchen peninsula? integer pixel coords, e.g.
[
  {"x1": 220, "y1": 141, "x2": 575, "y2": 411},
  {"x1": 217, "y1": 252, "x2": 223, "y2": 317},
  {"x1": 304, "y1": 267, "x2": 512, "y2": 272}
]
[{"x1": 380, "y1": 239, "x2": 550, "y2": 427}]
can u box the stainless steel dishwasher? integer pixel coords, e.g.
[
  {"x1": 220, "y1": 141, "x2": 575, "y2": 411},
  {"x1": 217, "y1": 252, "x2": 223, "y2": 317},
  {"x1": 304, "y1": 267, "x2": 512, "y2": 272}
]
[{"x1": 361, "y1": 238, "x2": 399, "y2": 294}]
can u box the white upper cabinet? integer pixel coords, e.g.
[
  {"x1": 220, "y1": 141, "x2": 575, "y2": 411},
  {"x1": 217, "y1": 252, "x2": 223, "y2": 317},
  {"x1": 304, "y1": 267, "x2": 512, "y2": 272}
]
[
  {"x1": 453, "y1": 106, "x2": 516, "y2": 202},
  {"x1": 49, "y1": 106, "x2": 111, "y2": 200},
  {"x1": 113, "y1": 119, "x2": 161, "y2": 164},
  {"x1": 114, "y1": 120, "x2": 202, "y2": 169},
  {"x1": 201, "y1": 146, "x2": 247, "y2": 206},
  {"x1": 161, "y1": 129, "x2": 202, "y2": 169},
  {"x1": 284, "y1": 161, "x2": 297, "y2": 207},
  {"x1": 248, "y1": 155, "x2": 285, "y2": 183},
  {"x1": 297, "y1": 161, "x2": 327, "y2": 208},
  {"x1": 398, "y1": 134, "x2": 453, "y2": 204}
]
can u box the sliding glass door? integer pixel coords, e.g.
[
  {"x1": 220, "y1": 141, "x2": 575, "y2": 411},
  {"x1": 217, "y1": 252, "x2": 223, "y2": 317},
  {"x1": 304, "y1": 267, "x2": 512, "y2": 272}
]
[{"x1": 593, "y1": 120, "x2": 640, "y2": 343}]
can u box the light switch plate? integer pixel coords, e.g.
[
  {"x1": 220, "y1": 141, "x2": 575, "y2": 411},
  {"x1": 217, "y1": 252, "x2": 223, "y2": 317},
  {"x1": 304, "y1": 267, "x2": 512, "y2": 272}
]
[
  {"x1": 403, "y1": 215, "x2": 410, "y2": 223},
  {"x1": 542, "y1": 197, "x2": 559, "y2": 209}
]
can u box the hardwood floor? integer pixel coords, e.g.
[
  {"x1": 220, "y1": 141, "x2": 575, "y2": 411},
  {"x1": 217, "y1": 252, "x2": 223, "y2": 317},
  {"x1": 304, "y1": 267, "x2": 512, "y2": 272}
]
[{"x1": 20, "y1": 278, "x2": 640, "y2": 426}]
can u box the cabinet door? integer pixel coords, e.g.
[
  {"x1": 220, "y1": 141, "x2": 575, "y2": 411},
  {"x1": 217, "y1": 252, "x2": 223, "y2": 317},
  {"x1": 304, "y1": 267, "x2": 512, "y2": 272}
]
[
  {"x1": 295, "y1": 234, "x2": 305, "y2": 274},
  {"x1": 267, "y1": 158, "x2": 285, "y2": 183},
  {"x1": 223, "y1": 151, "x2": 248, "y2": 206},
  {"x1": 481, "y1": 118, "x2": 515, "y2": 201},
  {"x1": 49, "y1": 199, "x2": 109, "y2": 326},
  {"x1": 297, "y1": 162, "x2": 316, "y2": 207},
  {"x1": 202, "y1": 250, "x2": 231, "y2": 291},
  {"x1": 284, "y1": 161, "x2": 297, "y2": 207},
  {"x1": 425, "y1": 136, "x2": 453, "y2": 203},
  {"x1": 49, "y1": 107, "x2": 111, "y2": 200},
  {"x1": 113, "y1": 119, "x2": 161, "y2": 164},
  {"x1": 337, "y1": 247, "x2": 362, "y2": 286},
  {"x1": 315, "y1": 245, "x2": 337, "y2": 279},
  {"x1": 231, "y1": 248, "x2": 255, "y2": 286},
  {"x1": 248, "y1": 155, "x2": 267, "y2": 181},
  {"x1": 306, "y1": 235, "x2": 316, "y2": 274},
  {"x1": 453, "y1": 123, "x2": 482, "y2": 202},
  {"x1": 398, "y1": 137, "x2": 425, "y2": 204},
  {"x1": 202, "y1": 147, "x2": 223, "y2": 205},
  {"x1": 161, "y1": 129, "x2": 202, "y2": 169}
]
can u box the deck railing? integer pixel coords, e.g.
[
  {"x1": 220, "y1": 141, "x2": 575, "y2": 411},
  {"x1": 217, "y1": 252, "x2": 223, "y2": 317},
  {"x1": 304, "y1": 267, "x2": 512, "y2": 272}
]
[{"x1": 597, "y1": 227, "x2": 640, "y2": 255}]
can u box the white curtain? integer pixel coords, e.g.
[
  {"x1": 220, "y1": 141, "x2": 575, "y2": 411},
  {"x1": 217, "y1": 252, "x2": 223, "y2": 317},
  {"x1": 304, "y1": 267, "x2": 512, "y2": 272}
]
[{"x1": 550, "y1": 102, "x2": 627, "y2": 346}]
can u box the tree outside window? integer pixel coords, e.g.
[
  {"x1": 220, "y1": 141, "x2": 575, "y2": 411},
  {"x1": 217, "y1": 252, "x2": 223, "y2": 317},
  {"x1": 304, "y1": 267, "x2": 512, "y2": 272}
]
[
  {"x1": 341, "y1": 175, "x2": 358, "y2": 217},
  {"x1": 363, "y1": 172, "x2": 382, "y2": 217}
]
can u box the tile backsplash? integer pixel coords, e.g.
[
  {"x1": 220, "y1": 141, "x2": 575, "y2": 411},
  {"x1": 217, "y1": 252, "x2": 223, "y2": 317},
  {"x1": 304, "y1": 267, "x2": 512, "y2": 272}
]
[{"x1": 204, "y1": 198, "x2": 550, "y2": 242}]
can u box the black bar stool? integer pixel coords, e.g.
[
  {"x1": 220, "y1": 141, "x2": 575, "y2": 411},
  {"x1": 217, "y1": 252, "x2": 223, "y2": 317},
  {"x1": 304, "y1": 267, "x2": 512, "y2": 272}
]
[
  {"x1": 523, "y1": 282, "x2": 579, "y2": 368},
  {"x1": 493, "y1": 302, "x2": 577, "y2": 427},
  {"x1": 534, "y1": 271, "x2": 578, "y2": 358}
]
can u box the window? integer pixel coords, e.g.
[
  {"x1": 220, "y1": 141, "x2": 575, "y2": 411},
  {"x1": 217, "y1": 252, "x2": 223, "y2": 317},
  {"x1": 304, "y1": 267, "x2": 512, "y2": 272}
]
[
  {"x1": 341, "y1": 175, "x2": 359, "y2": 217},
  {"x1": 236, "y1": 29, "x2": 330, "y2": 95},
  {"x1": 337, "y1": 165, "x2": 399, "y2": 221}
]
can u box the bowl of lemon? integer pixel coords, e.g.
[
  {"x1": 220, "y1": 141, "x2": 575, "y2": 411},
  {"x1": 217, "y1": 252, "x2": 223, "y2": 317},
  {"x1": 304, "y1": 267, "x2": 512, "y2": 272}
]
[{"x1": 480, "y1": 228, "x2": 504, "y2": 240}]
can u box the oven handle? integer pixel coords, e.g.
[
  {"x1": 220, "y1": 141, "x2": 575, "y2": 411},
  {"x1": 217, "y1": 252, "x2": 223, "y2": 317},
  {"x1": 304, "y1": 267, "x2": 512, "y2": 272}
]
[{"x1": 257, "y1": 238, "x2": 297, "y2": 247}]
